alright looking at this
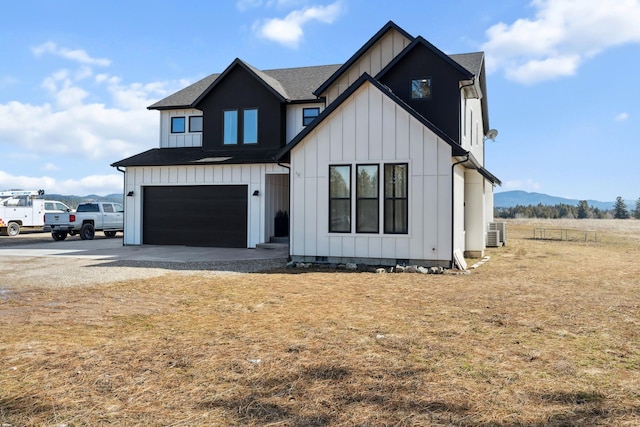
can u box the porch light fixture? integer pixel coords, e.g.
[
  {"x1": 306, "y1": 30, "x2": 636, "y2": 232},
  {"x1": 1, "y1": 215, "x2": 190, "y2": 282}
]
[
  {"x1": 252, "y1": 190, "x2": 260, "y2": 196},
  {"x1": 127, "y1": 191, "x2": 134, "y2": 197}
]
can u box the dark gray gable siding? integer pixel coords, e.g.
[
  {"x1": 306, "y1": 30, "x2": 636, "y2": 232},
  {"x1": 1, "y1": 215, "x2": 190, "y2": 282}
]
[
  {"x1": 276, "y1": 73, "x2": 467, "y2": 162},
  {"x1": 375, "y1": 38, "x2": 475, "y2": 145},
  {"x1": 197, "y1": 64, "x2": 285, "y2": 151}
]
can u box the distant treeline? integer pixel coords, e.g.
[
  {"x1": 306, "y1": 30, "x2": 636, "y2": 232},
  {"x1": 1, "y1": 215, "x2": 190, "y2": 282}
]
[
  {"x1": 44, "y1": 194, "x2": 123, "y2": 210},
  {"x1": 495, "y1": 197, "x2": 640, "y2": 220}
]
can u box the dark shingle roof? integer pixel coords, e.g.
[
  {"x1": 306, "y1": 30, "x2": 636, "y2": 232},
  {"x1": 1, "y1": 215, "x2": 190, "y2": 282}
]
[
  {"x1": 449, "y1": 52, "x2": 484, "y2": 76},
  {"x1": 148, "y1": 63, "x2": 341, "y2": 110},
  {"x1": 111, "y1": 147, "x2": 280, "y2": 167}
]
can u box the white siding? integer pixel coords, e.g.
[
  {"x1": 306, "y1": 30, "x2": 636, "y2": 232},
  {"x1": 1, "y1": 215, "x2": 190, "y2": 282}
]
[
  {"x1": 159, "y1": 109, "x2": 203, "y2": 148},
  {"x1": 320, "y1": 29, "x2": 412, "y2": 105},
  {"x1": 290, "y1": 81, "x2": 454, "y2": 266},
  {"x1": 122, "y1": 163, "x2": 288, "y2": 247},
  {"x1": 461, "y1": 97, "x2": 484, "y2": 164},
  {"x1": 285, "y1": 103, "x2": 325, "y2": 142}
]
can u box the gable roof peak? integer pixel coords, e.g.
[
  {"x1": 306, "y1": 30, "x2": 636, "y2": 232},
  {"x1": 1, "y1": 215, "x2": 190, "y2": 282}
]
[{"x1": 313, "y1": 21, "x2": 415, "y2": 96}]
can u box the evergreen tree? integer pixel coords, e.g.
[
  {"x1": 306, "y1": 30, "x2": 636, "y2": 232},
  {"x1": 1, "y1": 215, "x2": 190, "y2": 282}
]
[
  {"x1": 634, "y1": 197, "x2": 640, "y2": 219},
  {"x1": 577, "y1": 200, "x2": 590, "y2": 219},
  {"x1": 614, "y1": 196, "x2": 630, "y2": 219}
]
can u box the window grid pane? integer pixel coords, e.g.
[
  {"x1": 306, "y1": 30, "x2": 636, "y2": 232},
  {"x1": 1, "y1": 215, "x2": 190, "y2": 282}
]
[
  {"x1": 384, "y1": 164, "x2": 408, "y2": 234},
  {"x1": 329, "y1": 165, "x2": 351, "y2": 233},
  {"x1": 303, "y1": 107, "x2": 320, "y2": 126},
  {"x1": 243, "y1": 109, "x2": 258, "y2": 144},
  {"x1": 223, "y1": 111, "x2": 238, "y2": 145},
  {"x1": 411, "y1": 78, "x2": 432, "y2": 99},
  {"x1": 171, "y1": 117, "x2": 185, "y2": 133},
  {"x1": 356, "y1": 164, "x2": 379, "y2": 233},
  {"x1": 189, "y1": 116, "x2": 203, "y2": 132}
]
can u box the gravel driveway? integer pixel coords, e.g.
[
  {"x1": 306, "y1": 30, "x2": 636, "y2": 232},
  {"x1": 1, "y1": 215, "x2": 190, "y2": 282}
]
[{"x1": 0, "y1": 231, "x2": 289, "y2": 290}]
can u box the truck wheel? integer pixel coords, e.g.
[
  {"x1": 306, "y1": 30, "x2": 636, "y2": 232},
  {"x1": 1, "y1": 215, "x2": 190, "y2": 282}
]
[
  {"x1": 52, "y1": 231, "x2": 68, "y2": 241},
  {"x1": 80, "y1": 223, "x2": 95, "y2": 240},
  {"x1": 104, "y1": 231, "x2": 117, "y2": 238},
  {"x1": 7, "y1": 222, "x2": 20, "y2": 237}
]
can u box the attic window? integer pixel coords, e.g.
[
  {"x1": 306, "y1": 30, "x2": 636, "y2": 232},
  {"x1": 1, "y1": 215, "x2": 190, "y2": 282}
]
[
  {"x1": 303, "y1": 107, "x2": 320, "y2": 126},
  {"x1": 171, "y1": 117, "x2": 185, "y2": 133},
  {"x1": 411, "y1": 77, "x2": 432, "y2": 99}
]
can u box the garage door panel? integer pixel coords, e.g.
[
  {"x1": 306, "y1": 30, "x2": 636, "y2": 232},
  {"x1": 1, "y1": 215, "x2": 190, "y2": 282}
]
[{"x1": 143, "y1": 185, "x2": 248, "y2": 247}]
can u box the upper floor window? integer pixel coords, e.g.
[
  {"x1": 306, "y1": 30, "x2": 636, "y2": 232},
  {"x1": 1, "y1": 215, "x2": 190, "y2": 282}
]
[
  {"x1": 189, "y1": 116, "x2": 203, "y2": 132},
  {"x1": 303, "y1": 107, "x2": 320, "y2": 126},
  {"x1": 223, "y1": 110, "x2": 238, "y2": 144},
  {"x1": 243, "y1": 109, "x2": 258, "y2": 144},
  {"x1": 171, "y1": 117, "x2": 185, "y2": 133},
  {"x1": 411, "y1": 77, "x2": 432, "y2": 100}
]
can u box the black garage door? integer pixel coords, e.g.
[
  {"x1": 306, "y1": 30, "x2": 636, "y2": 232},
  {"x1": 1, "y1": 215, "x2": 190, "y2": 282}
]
[{"x1": 143, "y1": 185, "x2": 248, "y2": 247}]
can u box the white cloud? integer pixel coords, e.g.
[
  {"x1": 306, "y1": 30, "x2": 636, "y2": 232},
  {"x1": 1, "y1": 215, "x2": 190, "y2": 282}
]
[
  {"x1": 615, "y1": 112, "x2": 629, "y2": 121},
  {"x1": 32, "y1": 42, "x2": 111, "y2": 67},
  {"x1": 254, "y1": 1, "x2": 343, "y2": 48},
  {"x1": 42, "y1": 163, "x2": 60, "y2": 172},
  {"x1": 482, "y1": 0, "x2": 640, "y2": 84},
  {"x1": 0, "y1": 170, "x2": 123, "y2": 196}
]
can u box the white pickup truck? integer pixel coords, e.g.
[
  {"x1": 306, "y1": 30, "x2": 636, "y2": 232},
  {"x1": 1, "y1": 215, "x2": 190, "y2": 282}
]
[{"x1": 44, "y1": 201, "x2": 124, "y2": 241}]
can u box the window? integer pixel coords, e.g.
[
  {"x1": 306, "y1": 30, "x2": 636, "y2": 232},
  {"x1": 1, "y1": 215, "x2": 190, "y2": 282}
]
[
  {"x1": 103, "y1": 204, "x2": 114, "y2": 213},
  {"x1": 329, "y1": 165, "x2": 351, "y2": 233},
  {"x1": 189, "y1": 116, "x2": 203, "y2": 132},
  {"x1": 223, "y1": 110, "x2": 238, "y2": 144},
  {"x1": 356, "y1": 164, "x2": 379, "y2": 233},
  {"x1": 384, "y1": 164, "x2": 408, "y2": 234},
  {"x1": 303, "y1": 107, "x2": 320, "y2": 126},
  {"x1": 411, "y1": 77, "x2": 432, "y2": 99},
  {"x1": 243, "y1": 109, "x2": 258, "y2": 144},
  {"x1": 171, "y1": 117, "x2": 185, "y2": 133}
]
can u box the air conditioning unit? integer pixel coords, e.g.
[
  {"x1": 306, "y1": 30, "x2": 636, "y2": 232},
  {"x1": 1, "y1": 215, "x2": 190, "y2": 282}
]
[
  {"x1": 487, "y1": 229, "x2": 500, "y2": 247},
  {"x1": 488, "y1": 222, "x2": 507, "y2": 245}
]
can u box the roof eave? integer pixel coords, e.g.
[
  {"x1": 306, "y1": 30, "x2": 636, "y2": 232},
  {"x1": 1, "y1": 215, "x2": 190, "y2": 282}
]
[{"x1": 313, "y1": 21, "x2": 415, "y2": 97}]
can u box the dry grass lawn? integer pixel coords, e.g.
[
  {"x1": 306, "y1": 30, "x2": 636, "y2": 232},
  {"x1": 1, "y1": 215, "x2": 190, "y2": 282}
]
[{"x1": 1, "y1": 219, "x2": 639, "y2": 426}]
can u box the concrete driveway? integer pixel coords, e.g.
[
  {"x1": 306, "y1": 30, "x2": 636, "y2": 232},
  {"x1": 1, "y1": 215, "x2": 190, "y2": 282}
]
[{"x1": 0, "y1": 231, "x2": 289, "y2": 263}]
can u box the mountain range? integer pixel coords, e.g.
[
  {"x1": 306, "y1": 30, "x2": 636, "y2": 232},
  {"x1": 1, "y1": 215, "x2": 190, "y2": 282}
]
[
  {"x1": 45, "y1": 193, "x2": 123, "y2": 209},
  {"x1": 494, "y1": 191, "x2": 624, "y2": 210}
]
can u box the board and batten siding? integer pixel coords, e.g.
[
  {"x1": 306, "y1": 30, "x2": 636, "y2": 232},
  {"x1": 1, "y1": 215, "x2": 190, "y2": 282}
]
[
  {"x1": 159, "y1": 109, "x2": 203, "y2": 148},
  {"x1": 319, "y1": 29, "x2": 412, "y2": 105},
  {"x1": 285, "y1": 103, "x2": 325, "y2": 143},
  {"x1": 290, "y1": 81, "x2": 455, "y2": 266},
  {"x1": 122, "y1": 163, "x2": 288, "y2": 247}
]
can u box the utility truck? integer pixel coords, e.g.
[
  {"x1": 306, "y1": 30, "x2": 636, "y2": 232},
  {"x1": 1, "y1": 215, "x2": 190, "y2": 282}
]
[
  {"x1": 44, "y1": 201, "x2": 123, "y2": 241},
  {"x1": 0, "y1": 190, "x2": 71, "y2": 236}
]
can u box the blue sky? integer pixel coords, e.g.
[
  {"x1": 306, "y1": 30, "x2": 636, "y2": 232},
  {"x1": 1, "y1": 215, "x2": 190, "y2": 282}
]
[{"x1": 1, "y1": 0, "x2": 639, "y2": 201}]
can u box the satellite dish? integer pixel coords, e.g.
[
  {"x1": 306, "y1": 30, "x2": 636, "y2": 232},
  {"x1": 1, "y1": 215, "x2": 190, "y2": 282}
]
[{"x1": 485, "y1": 129, "x2": 498, "y2": 141}]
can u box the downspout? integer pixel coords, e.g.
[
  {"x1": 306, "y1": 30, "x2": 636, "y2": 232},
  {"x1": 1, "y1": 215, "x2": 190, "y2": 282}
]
[
  {"x1": 451, "y1": 152, "x2": 470, "y2": 269},
  {"x1": 451, "y1": 79, "x2": 475, "y2": 269},
  {"x1": 277, "y1": 160, "x2": 292, "y2": 261},
  {"x1": 116, "y1": 166, "x2": 126, "y2": 246}
]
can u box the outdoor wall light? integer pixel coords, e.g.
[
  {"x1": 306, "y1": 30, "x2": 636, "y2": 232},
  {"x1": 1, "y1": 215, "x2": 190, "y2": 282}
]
[
  {"x1": 252, "y1": 190, "x2": 260, "y2": 196},
  {"x1": 127, "y1": 191, "x2": 134, "y2": 197}
]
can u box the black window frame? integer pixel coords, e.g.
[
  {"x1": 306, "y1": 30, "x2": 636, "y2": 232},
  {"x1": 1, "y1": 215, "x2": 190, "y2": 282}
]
[
  {"x1": 189, "y1": 115, "x2": 203, "y2": 132},
  {"x1": 356, "y1": 164, "x2": 379, "y2": 233},
  {"x1": 303, "y1": 107, "x2": 320, "y2": 126},
  {"x1": 329, "y1": 164, "x2": 351, "y2": 233},
  {"x1": 384, "y1": 163, "x2": 408, "y2": 234},
  {"x1": 171, "y1": 116, "x2": 186, "y2": 133},
  {"x1": 242, "y1": 108, "x2": 258, "y2": 144},
  {"x1": 223, "y1": 109, "x2": 238, "y2": 145},
  {"x1": 410, "y1": 77, "x2": 432, "y2": 100}
]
